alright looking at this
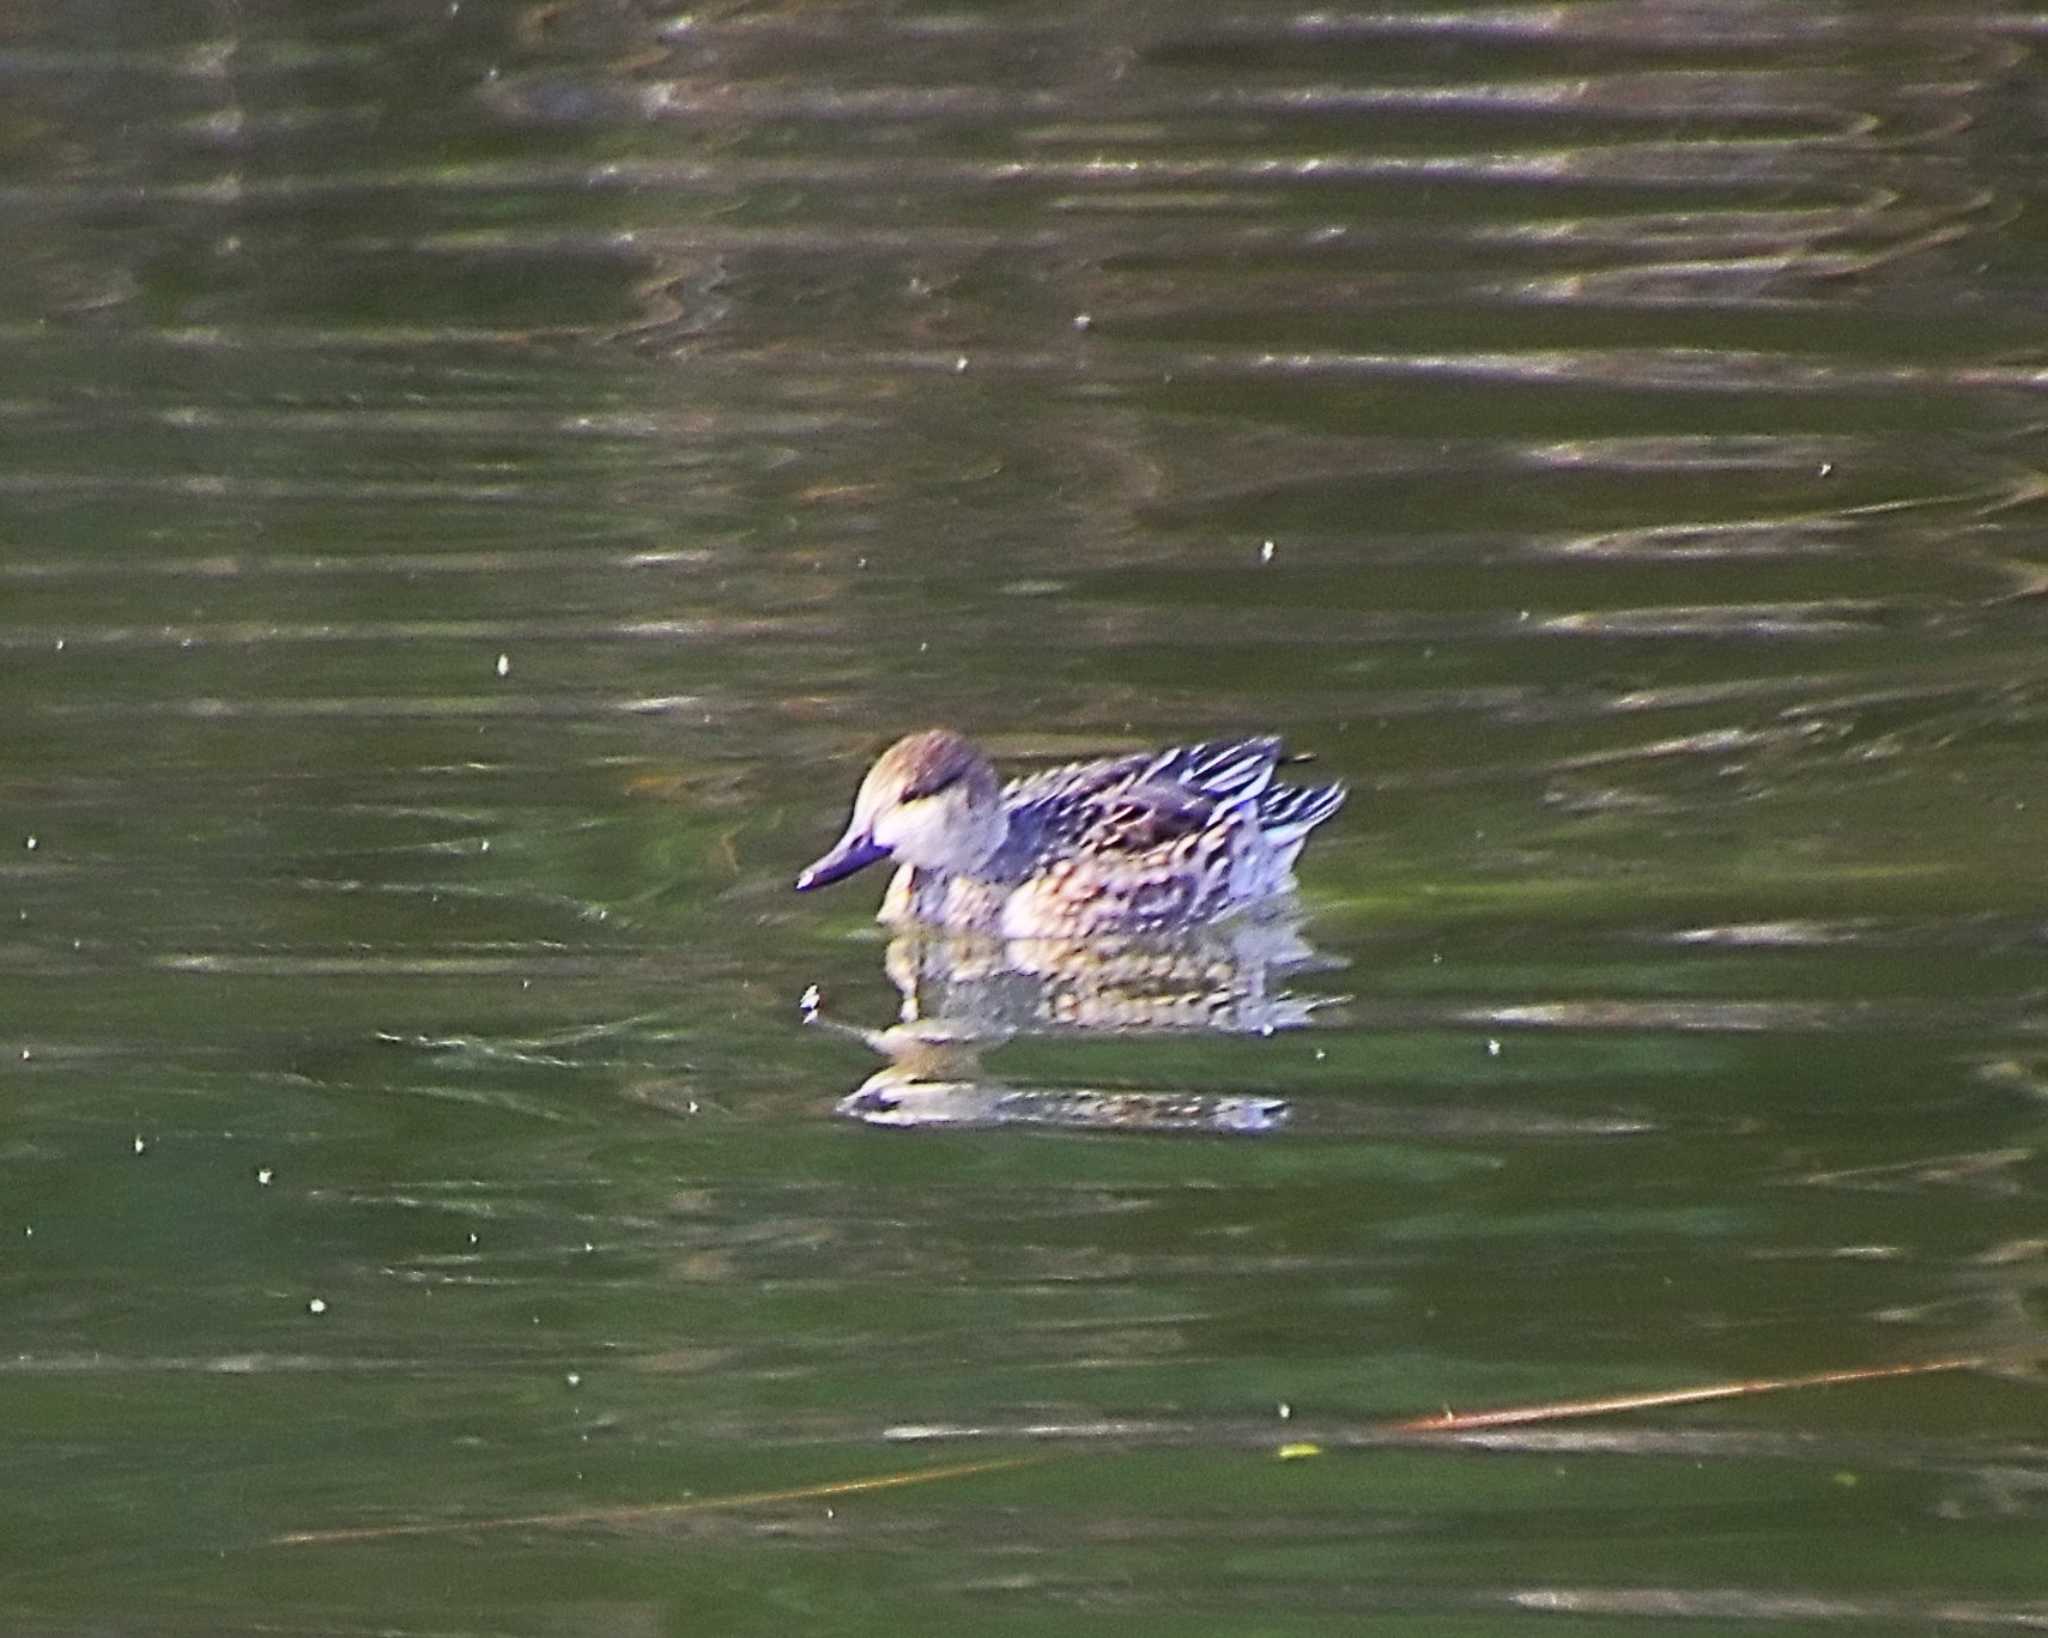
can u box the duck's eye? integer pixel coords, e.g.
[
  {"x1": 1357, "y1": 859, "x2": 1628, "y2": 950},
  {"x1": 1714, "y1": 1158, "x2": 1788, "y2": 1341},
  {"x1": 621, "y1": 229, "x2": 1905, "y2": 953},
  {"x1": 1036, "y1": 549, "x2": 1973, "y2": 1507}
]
[{"x1": 900, "y1": 769, "x2": 962, "y2": 804}]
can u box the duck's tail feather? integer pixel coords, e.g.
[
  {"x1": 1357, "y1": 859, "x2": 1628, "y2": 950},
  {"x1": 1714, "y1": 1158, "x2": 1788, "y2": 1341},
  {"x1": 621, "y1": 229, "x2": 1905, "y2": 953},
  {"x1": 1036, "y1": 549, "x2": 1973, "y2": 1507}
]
[
  {"x1": 1140, "y1": 736, "x2": 1284, "y2": 804},
  {"x1": 1255, "y1": 780, "x2": 1347, "y2": 872}
]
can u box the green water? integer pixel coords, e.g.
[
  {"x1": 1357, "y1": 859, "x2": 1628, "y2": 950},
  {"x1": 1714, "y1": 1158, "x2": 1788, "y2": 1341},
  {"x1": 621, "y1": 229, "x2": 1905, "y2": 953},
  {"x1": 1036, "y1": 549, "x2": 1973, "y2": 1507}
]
[{"x1": 0, "y1": 0, "x2": 2043, "y2": 1631}]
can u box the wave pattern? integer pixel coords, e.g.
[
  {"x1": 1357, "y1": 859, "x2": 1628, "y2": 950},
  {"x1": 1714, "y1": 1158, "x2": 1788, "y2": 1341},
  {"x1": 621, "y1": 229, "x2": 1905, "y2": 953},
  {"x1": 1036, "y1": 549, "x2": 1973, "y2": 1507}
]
[{"x1": 0, "y1": 0, "x2": 2042, "y2": 1627}]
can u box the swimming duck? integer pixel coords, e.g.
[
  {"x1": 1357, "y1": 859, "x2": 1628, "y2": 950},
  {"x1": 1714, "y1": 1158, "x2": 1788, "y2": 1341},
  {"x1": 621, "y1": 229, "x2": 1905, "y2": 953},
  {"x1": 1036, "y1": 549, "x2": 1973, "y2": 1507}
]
[{"x1": 795, "y1": 729, "x2": 1344, "y2": 936}]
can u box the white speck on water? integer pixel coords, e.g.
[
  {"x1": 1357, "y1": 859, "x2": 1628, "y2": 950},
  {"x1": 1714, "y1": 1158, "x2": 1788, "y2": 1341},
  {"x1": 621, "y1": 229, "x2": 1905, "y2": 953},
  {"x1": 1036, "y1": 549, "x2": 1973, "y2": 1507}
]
[
  {"x1": 480, "y1": 839, "x2": 490, "y2": 853},
  {"x1": 19, "y1": 1048, "x2": 29, "y2": 1061},
  {"x1": 1278, "y1": 1401, "x2": 1293, "y2": 1420},
  {"x1": 495, "y1": 652, "x2": 510, "y2": 677},
  {"x1": 1313, "y1": 1048, "x2": 1326, "y2": 1061},
  {"x1": 1072, "y1": 312, "x2": 1092, "y2": 330},
  {"x1": 24, "y1": 1226, "x2": 32, "y2": 1237},
  {"x1": 132, "y1": 1135, "x2": 146, "y2": 1155},
  {"x1": 256, "y1": 1167, "x2": 273, "y2": 1186},
  {"x1": 53, "y1": 638, "x2": 64, "y2": 651},
  {"x1": 468, "y1": 1232, "x2": 479, "y2": 1245},
  {"x1": 584, "y1": 1242, "x2": 595, "y2": 1253},
  {"x1": 1260, "y1": 539, "x2": 1276, "y2": 563},
  {"x1": 24, "y1": 836, "x2": 36, "y2": 851},
  {"x1": 953, "y1": 355, "x2": 969, "y2": 373},
  {"x1": 307, "y1": 1297, "x2": 327, "y2": 1315},
  {"x1": 565, "y1": 1372, "x2": 581, "y2": 1388},
  {"x1": 1487, "y1": 1038, "x2": 1502, "y2": 1057},
  {"x1": 1818, "y1": 462, "x2": 1834, "y2": 477},
  {"x1": 800, "y1": 983, "x2": 823, "y2": 1014}
]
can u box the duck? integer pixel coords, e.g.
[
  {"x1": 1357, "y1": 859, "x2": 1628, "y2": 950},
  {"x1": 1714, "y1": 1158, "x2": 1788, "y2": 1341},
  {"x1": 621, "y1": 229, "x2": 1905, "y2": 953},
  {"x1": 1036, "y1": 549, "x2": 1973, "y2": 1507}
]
[{"x1": 795, "y1": 729, "x2": 1344, "y2": 937}]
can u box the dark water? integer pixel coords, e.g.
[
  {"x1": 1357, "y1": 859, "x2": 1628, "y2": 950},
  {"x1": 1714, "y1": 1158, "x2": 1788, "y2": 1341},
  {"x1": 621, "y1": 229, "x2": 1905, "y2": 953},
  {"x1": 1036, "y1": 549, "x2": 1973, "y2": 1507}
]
[{"x1": 2, "y1": 0, "x2": 2045, "y2": 1630}]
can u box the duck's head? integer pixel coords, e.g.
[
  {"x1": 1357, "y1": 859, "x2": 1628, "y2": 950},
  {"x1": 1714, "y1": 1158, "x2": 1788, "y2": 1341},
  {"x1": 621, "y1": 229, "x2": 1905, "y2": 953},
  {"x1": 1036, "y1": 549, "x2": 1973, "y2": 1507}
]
[{"x1": 796, "y1": 729, "x2": 1008, "y2": 891}]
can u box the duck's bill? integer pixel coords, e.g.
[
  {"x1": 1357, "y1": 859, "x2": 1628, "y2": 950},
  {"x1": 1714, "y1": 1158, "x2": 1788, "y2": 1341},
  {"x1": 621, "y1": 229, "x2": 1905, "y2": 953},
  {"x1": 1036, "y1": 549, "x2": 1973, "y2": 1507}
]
[{"x1": 795, "y1": 832, "x2": 893, "y2": 891}]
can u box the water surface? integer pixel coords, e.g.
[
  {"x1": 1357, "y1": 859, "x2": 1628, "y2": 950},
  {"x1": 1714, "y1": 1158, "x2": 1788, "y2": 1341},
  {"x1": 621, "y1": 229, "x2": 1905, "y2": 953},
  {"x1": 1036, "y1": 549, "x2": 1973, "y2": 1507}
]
[{"x1": 2, "y1": 0, "x2": 2044, "y2": 1631}]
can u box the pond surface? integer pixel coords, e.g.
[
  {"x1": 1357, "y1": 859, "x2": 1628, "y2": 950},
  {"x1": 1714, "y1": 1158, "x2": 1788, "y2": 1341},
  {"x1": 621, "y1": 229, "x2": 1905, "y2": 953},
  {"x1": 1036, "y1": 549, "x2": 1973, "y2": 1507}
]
[{"x1": 2, "y1": 0, "x2": 2045, "y2": 1631}]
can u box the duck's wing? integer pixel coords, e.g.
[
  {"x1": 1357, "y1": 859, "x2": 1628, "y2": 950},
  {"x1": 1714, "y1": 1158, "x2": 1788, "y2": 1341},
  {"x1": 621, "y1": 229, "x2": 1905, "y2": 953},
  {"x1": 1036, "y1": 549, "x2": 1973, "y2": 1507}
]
[
  {"x1": 979, "y1": 752, "x2": 1146, "y2": 882},
  {"x1": 1079, "y1": 779, "x2": 1232, "y2": 855},
  {"x1": 1255, "y1": 778, "x2": 1346, "y2": 841},
  {"x1": 1019, "y1": 777, "x2": 1254, "y2": 932},
  {"x1": 999, "y1": 751, "x2": 1146, "y2": 811},
  {"x1": 1000, "y1": 738, "x2": 1280, "y2": 823},
  {"x1": 1135, "y1": 737, "x2": 1284, "y2": 805},
  {"x1": 1254, "y1": 777, "x2": 1346, "y2": 874},
  {"x1": 996, "y1": 752, "x2": 1150, "y2": 856},
  {"x1": 991, "y1": 739, "x2": 1342, "y2": 935},
  {"x1": 1055, "y1": 759, "x2": 1342, "y2": 927}
]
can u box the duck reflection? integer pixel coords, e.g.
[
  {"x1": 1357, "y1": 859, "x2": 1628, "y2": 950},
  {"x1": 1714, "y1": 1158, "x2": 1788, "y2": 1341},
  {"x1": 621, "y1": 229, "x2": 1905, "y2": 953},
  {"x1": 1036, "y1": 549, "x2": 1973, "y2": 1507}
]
[
  {"x1": 803, "y1": 908, "x2": 1339, "y2": 1132},
  {"x1": 879, "y1": 913, "x2": 1333, "y2": 1037}
]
